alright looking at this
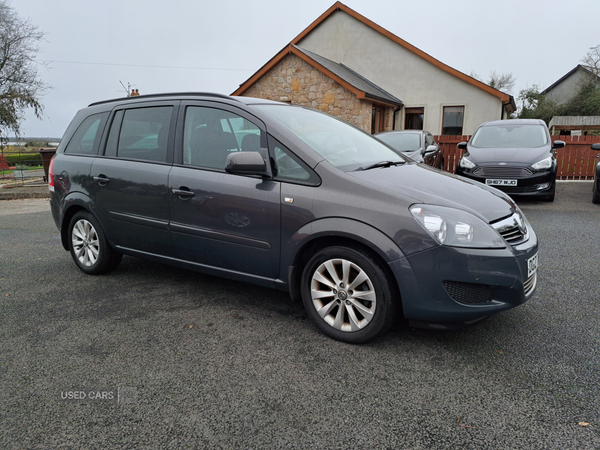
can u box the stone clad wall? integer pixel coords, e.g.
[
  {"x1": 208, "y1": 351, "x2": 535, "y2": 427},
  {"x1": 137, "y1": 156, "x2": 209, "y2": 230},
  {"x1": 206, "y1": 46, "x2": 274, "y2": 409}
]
[{"x1": 241, "y1": 54, "x2": 390, "y2": 133}]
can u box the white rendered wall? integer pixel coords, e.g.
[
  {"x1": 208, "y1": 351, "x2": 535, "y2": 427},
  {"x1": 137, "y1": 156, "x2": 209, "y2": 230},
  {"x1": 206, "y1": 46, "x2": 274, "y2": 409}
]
[{"x1": 297, "y1": 11, "x2": 505, "y2": 135}]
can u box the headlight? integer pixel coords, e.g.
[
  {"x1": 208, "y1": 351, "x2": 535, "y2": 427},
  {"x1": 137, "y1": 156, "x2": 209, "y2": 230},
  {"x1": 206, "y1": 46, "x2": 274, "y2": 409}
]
[
  {"x1": 410, "y1": 204, "x2": 506, "y2": 248},
  {"x1": 531, "y1": 156, "x2": 552, "y2": 170},
  {"x1": 459, "y1": 157, "x2": 476, "y2": 169}
]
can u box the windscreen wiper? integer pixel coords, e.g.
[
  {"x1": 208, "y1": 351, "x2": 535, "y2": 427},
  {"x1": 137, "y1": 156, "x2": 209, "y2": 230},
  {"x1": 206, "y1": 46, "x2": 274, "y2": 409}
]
[{"x1": 356, "y1": 160, "x2": 406, "y2": 171}]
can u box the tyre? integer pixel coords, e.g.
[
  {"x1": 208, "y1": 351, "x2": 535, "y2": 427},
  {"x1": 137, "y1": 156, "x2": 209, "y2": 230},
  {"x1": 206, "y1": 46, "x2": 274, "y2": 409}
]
[
  {"x1": 300, "y1": 246, "x2": 397, "y2": 343},
  {"x1": 68, "y1": 211, "x2": 122, "y2": 275},
  {"x1": 593, "y1": 180, "x2": 600, "y2": 204},
  {"x1": 544, "y1": 182, "x2": 556, "y2": 202},
  {"x1": 438, "y1": 158, "x2": 444, "y2": 171}
]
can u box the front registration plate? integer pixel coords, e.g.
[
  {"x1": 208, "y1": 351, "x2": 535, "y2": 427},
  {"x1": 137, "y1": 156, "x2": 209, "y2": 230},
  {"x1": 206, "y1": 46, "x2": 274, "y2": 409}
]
[
  {"x1": 527, "y1": 253, "x2": 538, "y2": 278},
  {"x1": 486, "y1": 179, "x2": 517, "y2": 186}
]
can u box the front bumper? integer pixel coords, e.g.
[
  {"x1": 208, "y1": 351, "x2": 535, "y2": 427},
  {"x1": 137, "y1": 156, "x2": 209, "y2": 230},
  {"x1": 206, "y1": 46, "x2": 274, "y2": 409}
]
[
  {"x1": 390, "y1": 231, "x2": 538, "y2": 327},
  {"x1": 456, "y1": 166, "x2": 556, "y2": 196}
]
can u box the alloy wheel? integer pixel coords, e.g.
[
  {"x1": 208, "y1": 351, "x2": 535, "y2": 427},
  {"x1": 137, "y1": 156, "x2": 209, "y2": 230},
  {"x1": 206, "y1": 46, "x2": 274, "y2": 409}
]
[{"x1": 310, "y1": 258, "x2": 377, "y2": 332}]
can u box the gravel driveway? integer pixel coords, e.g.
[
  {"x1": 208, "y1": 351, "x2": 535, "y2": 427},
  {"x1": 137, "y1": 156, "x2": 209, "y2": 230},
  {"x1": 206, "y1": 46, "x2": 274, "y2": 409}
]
[{"x1": 1, "y1": 182, "x2": 598, "y2": 449}]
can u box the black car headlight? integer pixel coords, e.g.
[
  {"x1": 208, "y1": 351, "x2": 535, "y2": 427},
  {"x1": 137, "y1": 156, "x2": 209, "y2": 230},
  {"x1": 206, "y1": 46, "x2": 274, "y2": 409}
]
[
  {"x1": 458, "y1": 157, "x2": 476, "y2": 169},
  {"x1": 531, "y1": 156, "x2": 552, "y2": 170},
  {"x1": 410, "y1": 205, "x2": 506, "y2": 249}
]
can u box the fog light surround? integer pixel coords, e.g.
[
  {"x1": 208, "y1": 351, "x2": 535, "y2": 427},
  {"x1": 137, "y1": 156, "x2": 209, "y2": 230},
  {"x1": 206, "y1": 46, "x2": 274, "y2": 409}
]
[{"x1": 536, "y1": 182, "x2": 551, "y2": 191}]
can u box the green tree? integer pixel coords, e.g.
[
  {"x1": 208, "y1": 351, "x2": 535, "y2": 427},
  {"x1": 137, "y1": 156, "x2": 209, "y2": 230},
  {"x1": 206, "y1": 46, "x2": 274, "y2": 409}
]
[
  {"x1": 0, "y1": 0, "x2": 48, "y2": 139},
  {"x1": 516, "y1": 43, "x2": 600, "y2": 123},
  {"x1": 516, "y1": 85, "x2": 561, "y2": 123}
]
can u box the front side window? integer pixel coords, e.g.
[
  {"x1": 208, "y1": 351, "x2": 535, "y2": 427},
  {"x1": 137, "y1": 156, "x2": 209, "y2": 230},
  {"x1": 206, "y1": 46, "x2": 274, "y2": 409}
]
[
  {"x1": 105, "y1": 107, "x2": 173, "y2": 162},
  {"x1": 183, "y1": 106, "x2": 261, "y2": 170},
  {"x1": 255, "y1": 105, "x2": 405, "y2": 172},
  {"x1": 471, "y1": 124, "x2": 549, "y2": 149},
  {"x1": 64, "y1": 113, "x2": 108, "y2": 155},
  {"x1": 442, "y1": 106, "x2": 464, "y2": 135}
]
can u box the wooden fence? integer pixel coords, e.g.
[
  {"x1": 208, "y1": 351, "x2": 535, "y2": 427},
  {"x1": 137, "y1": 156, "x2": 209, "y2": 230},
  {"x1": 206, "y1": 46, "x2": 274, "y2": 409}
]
[{"x1": 434, "y1": 135, "x2": 600, "y2": 180}]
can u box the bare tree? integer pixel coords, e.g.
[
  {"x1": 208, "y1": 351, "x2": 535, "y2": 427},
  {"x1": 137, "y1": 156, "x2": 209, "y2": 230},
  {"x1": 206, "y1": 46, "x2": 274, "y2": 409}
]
[
  {"x1": 488, "y1": 71, "x2": 515, "y2": 93},
  {"x1": 581, "y1": 44, "x2": 600, "y2": 76},
  {"x1": 0, "y1": 0, "x2": 49, "y2": 138},
  {"x1": 468, "y1": 70, "x2": 515, "y2": 94}
]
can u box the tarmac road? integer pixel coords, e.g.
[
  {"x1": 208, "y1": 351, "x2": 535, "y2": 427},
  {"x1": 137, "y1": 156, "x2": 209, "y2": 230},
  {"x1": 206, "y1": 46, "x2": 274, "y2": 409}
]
[{"x1": 0, "y1": 182, "x2": 598, "y2": 449}]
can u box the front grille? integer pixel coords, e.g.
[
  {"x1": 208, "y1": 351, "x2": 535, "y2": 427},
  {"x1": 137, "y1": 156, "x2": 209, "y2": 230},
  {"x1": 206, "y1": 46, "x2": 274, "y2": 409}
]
[
  {"x1": 443, "y1": 281, "x2": 494, "y2": 304},
  {"x1": 492, "y1": 185, "x2": 538, "y2": 193},
  {"x1": 473, "y1": 166, "x2": 533, "y2": 177},
  {"x1": 491, "y1": 212, "x2": 528, "y2": 245},
  {"x1": 524, "y1": 273, "x2": 537, "y2": 296}
]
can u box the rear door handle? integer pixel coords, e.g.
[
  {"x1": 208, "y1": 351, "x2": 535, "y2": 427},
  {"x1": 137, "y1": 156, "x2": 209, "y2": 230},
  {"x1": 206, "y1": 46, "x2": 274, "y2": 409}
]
[
  {"x1": 93, "y1": 175, "x2": 110, "y2": 185},
  {"x1": 172, "y1": 188, "x2": 195, "y2": 198}
]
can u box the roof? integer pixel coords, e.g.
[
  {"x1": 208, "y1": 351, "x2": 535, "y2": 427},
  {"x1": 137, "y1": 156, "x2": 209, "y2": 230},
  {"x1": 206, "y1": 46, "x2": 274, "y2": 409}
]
[
  {"x1": 232, "y1": 44, "x2": 403, "y2": 107},
  {"x1": 293, "y1": 46, "x2": 403, "y2": 106},
  {"x1": 233, "y1": 1, "x2": 514, "y2": 110},
  {"x1": 548, "y1": 116, "x2": 600, "y2": 131},
  {"x1": 480, "y1": 119, "x2": 545, "y2": 127},
  {"x1": 541, "y1": 65, "x2": 600, "y2": 95}
]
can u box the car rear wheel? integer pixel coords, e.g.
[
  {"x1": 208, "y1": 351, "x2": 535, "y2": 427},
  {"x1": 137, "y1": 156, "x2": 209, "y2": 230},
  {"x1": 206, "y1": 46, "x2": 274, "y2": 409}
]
[
  {"x1": 301, "y1": 246, "x2": 397, "y2": 343},
  {"x1": 68, "y1": 211, "x2": 122, "y2": 275}
]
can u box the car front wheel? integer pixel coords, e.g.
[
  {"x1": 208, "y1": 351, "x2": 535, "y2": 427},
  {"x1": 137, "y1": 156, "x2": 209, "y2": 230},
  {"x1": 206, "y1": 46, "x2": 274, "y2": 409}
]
[
  {"x1": 301, "y1": 246, "x2": 397, "y2": 343},
  {"x1": 68, "y1": 211, "x2": 122, "y2": 275}
]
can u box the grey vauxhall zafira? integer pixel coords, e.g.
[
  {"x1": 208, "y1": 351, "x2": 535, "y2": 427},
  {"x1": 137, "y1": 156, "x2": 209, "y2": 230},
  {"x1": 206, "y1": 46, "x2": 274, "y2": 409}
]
[{"x1": 49, "y1": 93, "x2": 539, "y2": 343}]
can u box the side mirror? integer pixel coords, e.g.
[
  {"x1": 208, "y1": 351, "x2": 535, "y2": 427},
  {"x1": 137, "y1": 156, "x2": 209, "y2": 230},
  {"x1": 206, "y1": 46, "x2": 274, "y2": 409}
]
[
  {"x1": 591, "y1": 143, "x2": 600, "y2": 151},
  {"x1": 225, "y1": 151, "x2": 269, "y2": 177},
  {"x1": 423, "y1": 145, "x2": 438, "y2": 155},
  {"x1": 552, "y1": 140, "x2": 565, "y2": 149},
  {"x1": 457, "y1": 142, "x2": 468, "y2": 150}
]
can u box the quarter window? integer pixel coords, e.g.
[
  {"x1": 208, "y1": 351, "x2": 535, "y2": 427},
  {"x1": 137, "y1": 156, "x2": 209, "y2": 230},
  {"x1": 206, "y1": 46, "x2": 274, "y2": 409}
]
[
  {"x1": 269, "y1": 136, "x2": 319, "y2": 185},
  {"x1": 64, "y1": 113, "x2": 108, "y2": 155},
  {"x1": 442, "y1": 106, "x2": 464, "y2": 135}
]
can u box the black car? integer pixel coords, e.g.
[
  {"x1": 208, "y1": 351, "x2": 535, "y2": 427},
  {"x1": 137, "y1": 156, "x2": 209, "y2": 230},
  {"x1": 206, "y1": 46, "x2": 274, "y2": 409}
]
[
  {"x1": 591, "y1": 143, "x2": 600, "y2": 204},
  {"x1": 374, "y1": 130, "x2": 444, "y2": 169},
  {"x1": 455, "y1": 119, "x2": 565, "y2": 202},
  {"x1": 49, "y1": 93, "x2": 539, "y2": 343}
]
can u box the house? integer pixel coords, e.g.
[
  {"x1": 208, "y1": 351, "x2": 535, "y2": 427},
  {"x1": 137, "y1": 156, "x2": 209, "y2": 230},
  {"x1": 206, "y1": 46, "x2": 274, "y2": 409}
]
[
  {"x1": 542, "y1": 65, "x2": 600, "y2": 105},
  {"x1": 232, "y1": 2, "x2": 515, "y2": 135}
]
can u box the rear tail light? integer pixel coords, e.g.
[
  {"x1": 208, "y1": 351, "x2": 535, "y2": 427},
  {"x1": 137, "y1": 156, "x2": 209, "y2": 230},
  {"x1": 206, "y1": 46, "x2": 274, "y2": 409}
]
[{"x1": 48, "y1": 156, "x2": 55, "y2": 192}]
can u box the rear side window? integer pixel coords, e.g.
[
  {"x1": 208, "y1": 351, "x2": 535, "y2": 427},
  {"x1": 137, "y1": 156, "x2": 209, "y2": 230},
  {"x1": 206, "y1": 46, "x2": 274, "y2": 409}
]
[
  {"x1": 64, "y1": 113, "x2": 108, "y2": 155},
  {"x1": 104, "y1": 106, "x2": 173, "y2": 162}
]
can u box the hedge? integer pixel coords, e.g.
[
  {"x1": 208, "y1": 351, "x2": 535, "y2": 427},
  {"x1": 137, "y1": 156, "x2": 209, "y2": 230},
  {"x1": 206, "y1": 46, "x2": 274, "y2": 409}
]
[{"x1": 1, "y1": 153, "x2": 43, "y2": 166}]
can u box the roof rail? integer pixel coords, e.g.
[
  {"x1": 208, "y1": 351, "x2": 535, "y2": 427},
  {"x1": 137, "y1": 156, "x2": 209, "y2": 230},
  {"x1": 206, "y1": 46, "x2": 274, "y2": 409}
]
[{"x1": 88, "y1": 92, "x2": 236, "y2": 107}]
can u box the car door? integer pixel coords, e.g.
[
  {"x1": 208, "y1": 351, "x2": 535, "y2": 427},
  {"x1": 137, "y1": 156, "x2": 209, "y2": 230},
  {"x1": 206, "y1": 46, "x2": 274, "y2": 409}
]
[
  {"x1": 89, "y1": 101, "x2": 177, "y2": 256},
  {"x1": 168, "y1": 102, "x2": 281, "y2": 278}
]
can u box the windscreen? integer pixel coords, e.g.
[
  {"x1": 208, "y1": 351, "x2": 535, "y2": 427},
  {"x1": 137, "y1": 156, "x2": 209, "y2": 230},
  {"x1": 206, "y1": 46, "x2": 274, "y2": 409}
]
[
  {"x1": 471, "y1": 124, "x2": 548, "y2": 149},
  {"x1": 376, "y1": 133, "x2": 421, "y2": 152},
  {"x1": 254, "y1": 104, "x2": 405, "y2": 171}
]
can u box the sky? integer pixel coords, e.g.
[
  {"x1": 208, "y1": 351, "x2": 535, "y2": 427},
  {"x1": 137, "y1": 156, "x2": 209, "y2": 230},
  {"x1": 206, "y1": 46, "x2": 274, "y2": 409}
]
[{"x1": 10, "y1": 0, "x2": 600, "y2": 138}]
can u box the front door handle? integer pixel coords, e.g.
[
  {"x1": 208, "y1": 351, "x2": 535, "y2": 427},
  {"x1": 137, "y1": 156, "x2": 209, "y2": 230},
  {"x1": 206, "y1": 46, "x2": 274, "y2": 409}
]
[{"x1": 172, "y1": 188, "x2": 195, "y2": 198}]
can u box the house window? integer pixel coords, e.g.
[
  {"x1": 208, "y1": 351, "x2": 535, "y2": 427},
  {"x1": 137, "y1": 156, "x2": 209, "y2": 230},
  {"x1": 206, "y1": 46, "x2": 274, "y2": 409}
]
[
  {"x1": 404, "y1": 107, "x2": 424, "y2": 130},
  {"x1": 442, "y1": 106, "x2": 464, "y2": 135},
  {"x1": 371, "y1": 106, "x2": 385, "y2": 134}
]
